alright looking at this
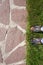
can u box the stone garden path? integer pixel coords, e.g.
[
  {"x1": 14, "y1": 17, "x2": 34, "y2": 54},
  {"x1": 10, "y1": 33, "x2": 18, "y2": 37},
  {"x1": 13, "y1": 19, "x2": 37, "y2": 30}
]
[{"x1": 0, "y1": 0, "x2": 26, "y2": 65}]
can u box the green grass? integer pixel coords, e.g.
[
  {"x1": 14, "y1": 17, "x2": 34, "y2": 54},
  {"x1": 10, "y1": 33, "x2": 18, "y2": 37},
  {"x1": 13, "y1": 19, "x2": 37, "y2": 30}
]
[{"x1": 26, "y1": 0, "x2": 43, "y2": 65}]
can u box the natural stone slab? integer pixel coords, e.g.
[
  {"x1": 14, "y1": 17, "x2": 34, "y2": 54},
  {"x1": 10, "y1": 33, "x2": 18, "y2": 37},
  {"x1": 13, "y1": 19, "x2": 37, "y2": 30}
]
[
  {"x1": 0, "y1": 0, "x2": 10, "y2": 25},
  {"x1": 11, "y1": 9, "x2": 27, "y2": 29},
  {"x1": 5, "y1": 46, "x2": 26, "y2": 64},
  {"x1": 0, "y1": 28, "x2": 6, "y2": 41},
  {"x1": 13, "y1": 0, "x2": 26, "y2": 6},
  {"x1": 5, "y1": 27, "x2": 25, "y2": 52},
  {"x1": 0, "y1": 49, "x2": 3, "y2": 63}
]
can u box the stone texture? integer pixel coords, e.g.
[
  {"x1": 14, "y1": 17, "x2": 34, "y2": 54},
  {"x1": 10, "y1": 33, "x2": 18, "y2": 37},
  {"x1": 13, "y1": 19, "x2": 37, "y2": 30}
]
[
  {"x1": 5, "y1": 46, "x2": 26, "y2": 64},
  {"x1": 19, "y1": 64, "x2": 26, "y2": 65},
  {"x1": 0, "y1": 49, "x2": 3, "y2": 63},
  {"x1": 13, "y1": 0, "x2": 26, "y2": 6},
  {"x1": 11, "y1": 9, "x2": 27, "y2": 29},
  {"x1": 5, "y1": 27, "x2": 25, "y2": 52},
  {"x1": 0, "y1": 0, "x2": 2, "y2": 4},
  {"x1": 0, "y1": 0, "x2": 26, "y2": 65},
  {"x1": 0, "y1": 28, "x2": 6, "y2": 41},
  {"x1": 0, "y1": 0, "x2": 10, "y2": 25}
]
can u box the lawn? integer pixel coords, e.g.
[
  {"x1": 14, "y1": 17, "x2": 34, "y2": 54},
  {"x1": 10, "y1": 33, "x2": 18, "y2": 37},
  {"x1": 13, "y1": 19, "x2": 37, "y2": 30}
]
[{"x1": 26, "y1": 0, "x2": 43, "y2": 65}]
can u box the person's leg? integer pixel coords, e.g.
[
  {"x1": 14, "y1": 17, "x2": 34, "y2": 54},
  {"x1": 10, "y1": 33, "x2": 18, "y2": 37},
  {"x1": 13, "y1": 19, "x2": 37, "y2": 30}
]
[
  {"x1": 30, "y1": 26, "x2": 43, "y2": 32},
  {"x1": 31, "y1": 38, "x2": 43, "y2": 44},
  {"x1": 31, "y1": 38, "x2": 41, "y2": 44},
  {"x1": 30, "y1": 26, "x2": 40, "y2": 32}
]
